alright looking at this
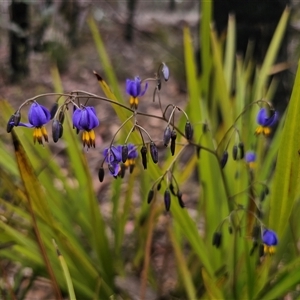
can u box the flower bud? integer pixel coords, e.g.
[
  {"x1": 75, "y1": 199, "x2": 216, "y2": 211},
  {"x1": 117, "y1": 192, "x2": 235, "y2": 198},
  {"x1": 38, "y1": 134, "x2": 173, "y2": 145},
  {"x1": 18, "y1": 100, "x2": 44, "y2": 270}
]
[
  {"x1": 170, "y1": 130, "x2": 177, "y2": 156},
  {"x1": 164, "y1": 188, "x2": 171, "y2": 211},
  {"x1": 162, "y1": 63, "x2": 170, "y2": 81},
  {"x1": 58, "y1": 110, "x2": 65, "y2": 124},
  {"x1": 238, "y1": 142, "x2": 244, "y2": 159},
  {"x1": 150, "y1": 141, "x2": 158, "y2": 164},
  {"x1": 157, "y1": 181, "x2": 161, "y2": 191},
  {"x1": 13, "y1": 111, "x2": 21, "y2": 126},
  {"x1": 185, "y1": 121, "x2": 193, "y2": 140},
  {"x1": 140, "y1": 146, "x2": 147, "y2": 170},
  {"x1": 163, "y1": 126, "x2": 172, "y2": 147},
  {"x1": 212, "y1": 232, "x2": 222, "y2": 248},
  {"x1": 52, "y1": 119, "x2": 63, "y2": 142},
  {"x1": 122, "y1": 145, "x2": 128, "y2": 163},
  {"x1": 177, "y1": 191, "x2": 185, "y2": 208},
  {"x1": 169, "y1": 183, "x2": 176, "y2": 196},
  {"x1": 50, "y1": 103, "x2": 58, "y2": 119},
  {"x1": 220, "y1": 150, "x2": 228, "y2": 169},
  {"x1": 98, "y1": 167, "x2": 105, "y2": 182},
  {"x1": 147, "y1": 189, "x2": 154, "y2": 204},
  {"x1": 232, "y1": 145, "x2": 238, "y2": 161},
  {"x1": 6, "y1": 115, "x2": 15, "y2": 133}
]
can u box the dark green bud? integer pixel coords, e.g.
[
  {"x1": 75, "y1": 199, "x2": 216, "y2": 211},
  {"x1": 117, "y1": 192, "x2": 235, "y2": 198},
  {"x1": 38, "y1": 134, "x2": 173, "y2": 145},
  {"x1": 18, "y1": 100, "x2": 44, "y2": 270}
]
[
  {"x1": 50, "y1": 102, "x2": 59, "y2": 119},
  {"x1": 169, "y1": 183, "x2": 176, "y2": 196},
  {"x1": 163, "y1": 126, "x2": 172, "y2": 147},
  {"x1": 212, "y1": 232, "x2": 222, "y2": 248},
  {"x1": 185, "y1": 121, "x2": 193, "y2": 140},
  {"x1": 164, "y1": 189, "x2": 171, "y2": 211},
  {"x1": 220, "y1": 150, "x2": 229, "y2": 169},
  {"x1": 177, "y1": 191, "x2": 185, "y2": 208},
  {"x1": 232, "y1": 145, "x2": 238, "y2": 161},
  {"x1": 170, "y1": 130, "x2": 177, "y2": 156},
  {"x1": 13, "y1": 111, "x2": 21, "y2": 126},
  {"x1": 98, "y1": 167, "x2": 105, "y2": 182},
  {"x1": 52, "y1": 119, "x2": 63, "y2": 142},
  {"x1": 6, "y1": 115, "x2": 15, "y2": 133},
  {"x1": 140, "y1": 146, "x2": 147, "y2": 170},
  {"x1": 147, "y1": 189, "x2": 154, "y2": 204},
  {"x1": 238, "y1": 142, "x2": 244, "y2": 159},
  {"x1": 150, "y1": 141, "x2": 158, "y2": 164},
  {"x1": 58, "y1": 110, "x2": 65, "y2": 124},
  {"x1": 157, "y1": 181, "x2": 161, "y2": 191}
]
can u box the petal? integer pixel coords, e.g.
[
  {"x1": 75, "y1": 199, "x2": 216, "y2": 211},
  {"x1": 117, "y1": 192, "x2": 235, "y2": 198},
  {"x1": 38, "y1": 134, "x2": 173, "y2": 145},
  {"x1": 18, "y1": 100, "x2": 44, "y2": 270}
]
[
  {"x1": 245, "y1": 151, "x2": 256, "y2": 163},
  {"x1": 262, "y1": 229, "x2": 278, "y2": 246},
  {"x1": 256, "y1": 108, "x2": 267, "y2": 126},
  {"x1": 140, "y1": 81, "x2": 148, "y2": 97},
  {"x1": 72, "y1": 108, "x2": 83, "y2": 130},
  {"x1": 28, "y1": 102, "x2": 51, "y2": 127}
]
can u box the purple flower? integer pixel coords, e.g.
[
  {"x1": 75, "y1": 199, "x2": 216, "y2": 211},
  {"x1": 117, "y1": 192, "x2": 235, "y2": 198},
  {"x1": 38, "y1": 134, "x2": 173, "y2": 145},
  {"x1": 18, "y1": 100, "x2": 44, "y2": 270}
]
[
  {"x1": 262, "y1": 229, "x2": 278, "y2": 255},
  {"x1": 245, "y1": 151, "x2": 256, "y2": 163},
  {"x1": 72, "y1": 106, "x2": 99, "y2": 148},
  {"x1": 103, "y1": 146, "x2": 122, "y2": 176},
  {"x1": 11, "y1": 102, "x2": 51, "y2": 145},
  {"x1": 255, "y1": 108, "x2": 278, "y2": 135},
  {"x1": 126, "y1": 77, "x2": 148, "y2": 109}
]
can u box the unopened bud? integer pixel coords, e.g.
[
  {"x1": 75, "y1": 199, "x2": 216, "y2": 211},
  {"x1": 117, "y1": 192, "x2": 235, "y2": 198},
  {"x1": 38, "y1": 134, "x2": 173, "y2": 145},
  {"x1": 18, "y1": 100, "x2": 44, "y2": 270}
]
[
  {"x1": 162, "y1": 63, "x2": 170, "y2": 81},
  {"x1": 120, "y1": 164, "x2": 126, "y2": 178},
  {"x1": 13, "y1": 111, "x2": 21, "y2": 126},
  {"x1": 169, "y1": 183, "x2": 176, "y2": 196},
  {"x1": 98, "y1": 167, "x2": 105, "y2": 182},
  {"x1": 164, "y1": 189, "x2": 171, "y2": 211},
  {"x1": 238, "y1": 142, "x2": 244, "y2": 159},
  {"x1": 50, "y1": 103, "x2": 58, "y2": 120},
  {"x1": 129, "y1": 164, "x2": 135, "y2": 174},
  {"x1": 140, "y1": 146, "x2": 147, "y2": 170},
  {"x1": 147, "y1": 189, "x2": 154, "y2": 204},
  {"x1": 212, "y1": 232, "x2": 222, "y2": 248},
  {"x1": 122, "y1": 145, "x2": 128, "y2": 163},
  {"x1": 252, "y1": 225, "x2": 260, "y2": 240},
  {"x1": 170, "y1": 130, "x2": 177, "y2": 156},
  {"x1": 58, "y1": 110, "x2": 65, "y2": 124},
  {"x1": 163, "y1": 126, "x2": 172, "y2": 147},
  {"x1": 52, "y1": 119, "x2": 63, "y2": 142},
  {"x1": 6, "y1": 115, "x2": 15, "y2": 133},
  {"x1": 150, "y1": 141, "x2": 158, "y2": 164},
  {"x1": 157, "y1": 181, "x2": 161, "y2": 191},
  {"x1": 177, "y1": 191, "x2": 185, "y2": 208},
  {"x1": 232, "y1": 145, "x2": 238, "y2": 161},
  {"x1": 220, "y1": 150, "x2": 229, "y2": 169},
  {"x1": 185, "y1": 121, "x2": 193, "y2": 140}
]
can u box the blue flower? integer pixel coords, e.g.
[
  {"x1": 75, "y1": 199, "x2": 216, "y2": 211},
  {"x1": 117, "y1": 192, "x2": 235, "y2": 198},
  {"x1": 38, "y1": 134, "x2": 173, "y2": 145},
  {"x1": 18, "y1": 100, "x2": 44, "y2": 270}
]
[
  {"x1": 72, "y1": 106, "x2": 99, "y2": 148},
  {"x1": 14, "y1": 102, "x2": 51, "y2": 144},
  {"x1": 245, "y1": 151, "x2": 256, "y2": 168},
  {"x1": 255, "y1": 108, "x2": 278, "y2": 135},
  {"x1": 262, "y1": 229, "x2": 278, "y2": 255},
  {"x1": 103, "y1": 146, "x2": 122, "y2": 176},
  {"x1": 126, "y1": 77, "x2": 148, "y2": 109}
]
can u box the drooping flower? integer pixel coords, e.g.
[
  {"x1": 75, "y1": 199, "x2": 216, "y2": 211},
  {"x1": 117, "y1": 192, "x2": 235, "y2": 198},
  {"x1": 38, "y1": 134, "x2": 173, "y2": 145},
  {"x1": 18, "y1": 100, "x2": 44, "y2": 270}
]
[
  {"x1": 10, "y1": 102, "x2": 51, "y2": 145},
  {"x1": 245, "y1": 151, "x2": 256, "y2": 169},
  {"x1": 72, "y1": 106, "x2": 99, "y2": 148},
  {"x1": 103, "y1": 146, "x2": 122, "y2": 176},
  {"x1": 255, "y1": 108, "x2": 278, "y2": 135},
  {"x1": 262, "y1": 229, "x2": 278, "y2": 255},
  {"x1": 126, "y1": 77, "x2": 148, "y2": 109}
]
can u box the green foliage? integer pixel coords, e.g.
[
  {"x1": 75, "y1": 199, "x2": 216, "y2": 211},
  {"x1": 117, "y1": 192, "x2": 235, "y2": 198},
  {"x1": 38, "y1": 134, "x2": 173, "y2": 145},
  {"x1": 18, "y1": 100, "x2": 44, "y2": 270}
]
[{"x1": 1, "y1": 3, "x2": 300, "y2": 300}]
